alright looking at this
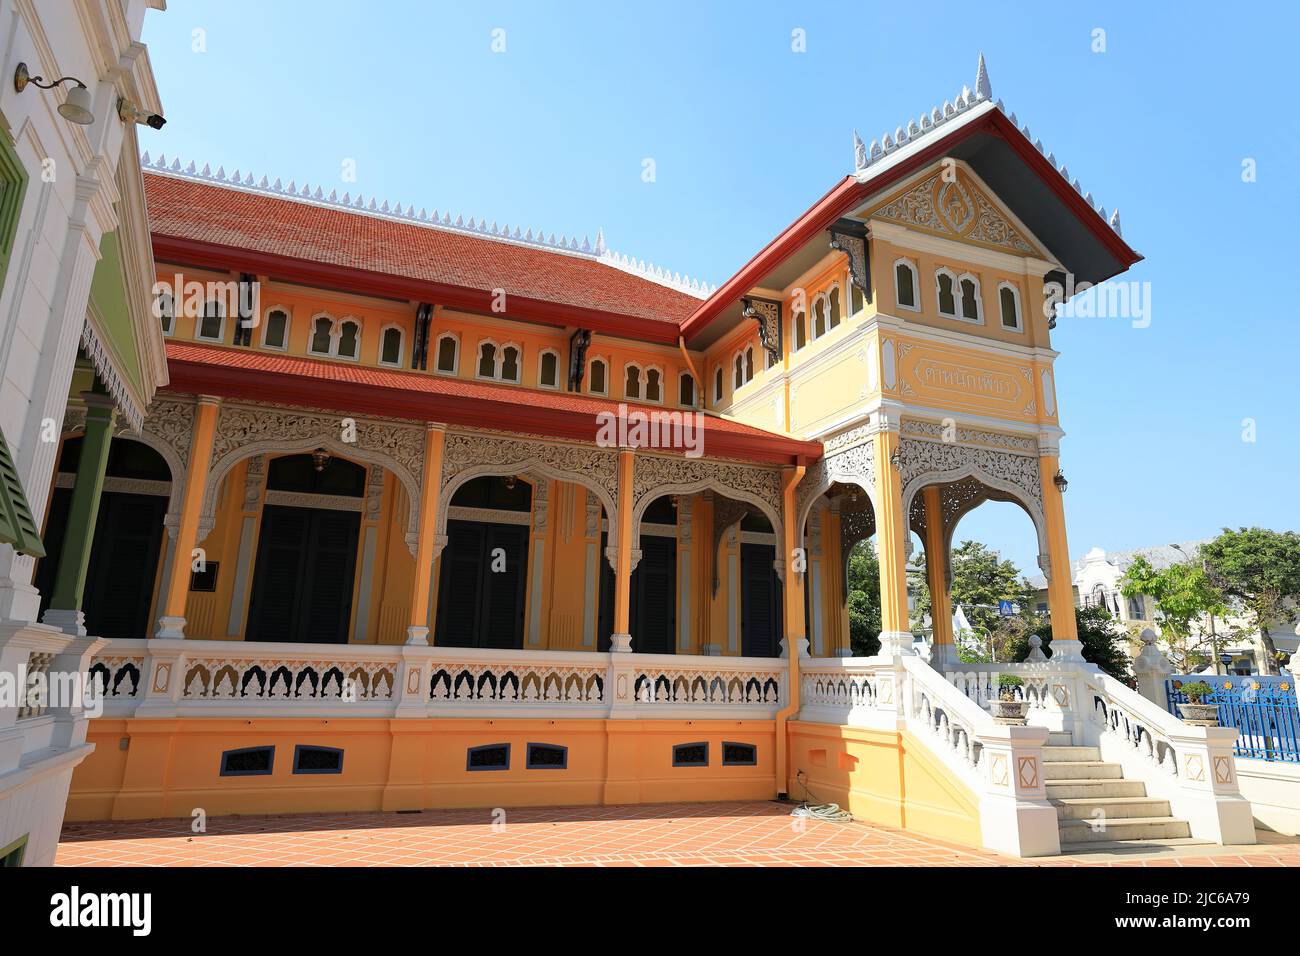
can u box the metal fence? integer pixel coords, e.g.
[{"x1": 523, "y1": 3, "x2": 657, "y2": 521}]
[{"x1": 1166, "y1": 676, "x2": 1300, "y2": 762}]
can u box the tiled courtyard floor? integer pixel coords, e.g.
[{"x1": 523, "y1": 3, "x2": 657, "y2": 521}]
[{"x1": 55, "y1": 801, "x2": 1300, "y2": 867}]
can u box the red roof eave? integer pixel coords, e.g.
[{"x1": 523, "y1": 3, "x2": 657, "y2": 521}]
[
  {"x1": 162, "y1": 342, "x2": 822, "y2": 466},
  {"x1": 681, "y1": 109, "x2": 1142, "y2": 344},
  {"x1": 151, "y1": 234, "x2": 686, "y2": 346}
]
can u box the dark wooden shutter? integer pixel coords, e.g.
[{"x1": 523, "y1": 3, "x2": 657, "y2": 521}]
[
  {"x1": 741, "y1": 543, "x2": 783, "y2": 657},
  {"x1": 481, "y1": 525, "x2": 528, "y2": 649},
  {"x1": 300, "y1": 510, "x2": 360, "y2": 643},
  {"x1": 633, "y1": 535, "x2": 676, "y2": 654},
  {"x1": 436, "y1": 521, "x2": 487, "y2": 648},
  {"x1": 247, "y1": 506, "x2": 311, "y2": 642},
  {"x1": 84, "y1": 493, "x2": 166, "y2": 640}
]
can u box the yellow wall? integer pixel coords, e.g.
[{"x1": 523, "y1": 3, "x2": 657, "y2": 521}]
[
  {"x1": 68, "y1": 717, "x2": 777, "y2": 821},
  {"x1": 787, "y1": 720, "x2": 982, "y2": 848}
]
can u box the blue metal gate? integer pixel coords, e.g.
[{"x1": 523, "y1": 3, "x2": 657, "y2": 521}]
[{"x1": 1167, "y1": 677, "x2": 1300, "y2": 762}]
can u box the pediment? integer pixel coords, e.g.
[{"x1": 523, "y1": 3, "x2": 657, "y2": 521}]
[{"x1": 869, "y1": 163, "x2": 1045, "y2": 257}]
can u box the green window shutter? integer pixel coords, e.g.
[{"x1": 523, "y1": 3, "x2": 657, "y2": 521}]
[{"x1": 0, "y1": 427, "x2": 43, "y2": 557}]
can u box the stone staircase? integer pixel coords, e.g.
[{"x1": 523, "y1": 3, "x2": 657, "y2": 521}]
[{"x1": 1043, "y1": 731, "x2": 1199, "y2": 850}]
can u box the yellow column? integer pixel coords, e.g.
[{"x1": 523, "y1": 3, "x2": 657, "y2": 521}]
[
  {"x1": 406, "y1": 424, "x2": 445, "y2": 645},
  {"x1": 156, "y1": 396, "x2": 220, "y2": 639},
  {"x1": 610, "y1": 448, "x2": 635, "y2": 652},
  {"x1": 774, "y1": 463, "x2": 806, "y2": 800},
  {"x1": 873, "y1": 427, "x2": 913, "y2": 655},
  {"x1": 923, "y1": 486, "x2": 954, "y2": 668},
  {"x1": 1038, "y1": 451, "x2": 1081, "y2": 660}
]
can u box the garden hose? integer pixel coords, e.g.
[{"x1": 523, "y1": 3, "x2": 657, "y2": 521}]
[{"x1": 790, "y1": 770, "x2": 854, "y2": 823}]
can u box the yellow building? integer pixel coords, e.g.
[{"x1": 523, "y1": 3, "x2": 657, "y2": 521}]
[{"x1": 35, "y1": 57, "x2": 1257, "y2": 856}]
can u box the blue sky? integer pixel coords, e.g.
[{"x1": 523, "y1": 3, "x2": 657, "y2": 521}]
[{"x1": 140, "y1": 1, "x2": 1299, "y2": 577}]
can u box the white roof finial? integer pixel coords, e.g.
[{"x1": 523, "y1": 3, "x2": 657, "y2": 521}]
[
  {"x1": 975, "y1": 52, "x2": 992, "y2": 101},
  {"x1": 853, "y1": 130, "x2": 867, "y2": 171},
  {"x1": 1109, "y1": 208, "x2": 1123, "y2": 235}
]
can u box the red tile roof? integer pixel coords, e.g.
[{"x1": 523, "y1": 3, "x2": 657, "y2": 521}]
[
  {"x1": 163, "y1": 341, "x2": 822, "y2": 465},
  {"x1": 144, "y1": 172, "x2": 702, "y2": 326}
]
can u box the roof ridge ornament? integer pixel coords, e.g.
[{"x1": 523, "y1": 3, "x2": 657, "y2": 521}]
[
  {"x1": 975, "y1": 52, "x2": 992, "y2": 100},
  {"x1": 846, "y1": 53, "x2": 1126, "y2": 237}
]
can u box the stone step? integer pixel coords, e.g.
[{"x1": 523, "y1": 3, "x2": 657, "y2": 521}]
[
  {"x1": 1042, "y1": 745, "x2": 1102, "y2": 762},
  {"x1": 1058, "y1": 816, "x2": 1192, "y2": 844},
  {"x1": 1058, "y1": 837, "x2": 1212, "y2": 856},
  {"x1": 1052, "y1": 796, "x2": 1172, "y2": 821},
  {"x1": 1041, "y1": 760, "x2": 1125, "y2": 780},
  {"x1": 1045, "y1": 778, "x2": 1147, "y2": 799},
  {"x1": 1046, "y1": 732, "x2": 1075, "y2": 747}
]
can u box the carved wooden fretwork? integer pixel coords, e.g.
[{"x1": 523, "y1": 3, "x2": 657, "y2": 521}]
[
  {"x1": 828, "y1": 221, "x2": 871, "y2": 302},
  {"x1": 711, "y1": 494, "x2": 752, "y2": 596},
  {"x1": 795, "y1": 433, "x2": 876, "y2": 545},
  {"x1": 839, "y1": 501, "x2": 877, "y2": 605},
  {"x1": 243, "y1": 455, "x2": 266, "y2": 511},
  {"x1": 363, "y1": 465, "x2": 384, "y2": 522},
  {"x1": 436, "y1": 431, "x2": 620, "y2": 557},
  {"x1": 873, "y1": 168, "x2": 1039, "y2": 255},
  {"x1": 201, "y1": 403, "x2": 424, "y2": 554},
  {"x1": 63, "y1": 395, "x2": 196, "y2": 538},
  {"x1": 741, "y1": 297, "x2": 782, "y2": 367},
  {"x1": 630, "y1": 453, "x2": 783, "y2": 554},
  {"x1": 568, "y1": 328, "x2": 592, "y2": 391},
  {"x1": 900, "y1": 419, "x2": 1037, "y2": 455},
  {"x1": 899, "y1": 437, "x2": 1048, "y2": 563}
]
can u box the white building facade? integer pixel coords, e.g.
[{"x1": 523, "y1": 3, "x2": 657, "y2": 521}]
[{"x1": 0, "y1": 0, "x2": 165, "y2": 866}]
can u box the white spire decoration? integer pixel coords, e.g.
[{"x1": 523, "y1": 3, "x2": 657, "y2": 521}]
[
  {"x1": 975, "y1": 52, "x2": 992, "y2": 100},
  {"x1": 846, "y1": 53, "x2": 1125, "y2": 237}
]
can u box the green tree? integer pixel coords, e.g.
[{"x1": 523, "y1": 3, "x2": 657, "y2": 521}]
[
  {"x1": 846, "y1": 539, "x2": 881, "y2": 656},
  {"x1": 1200, "y1": 528, "x2": 1300, "y2": 675},
  {"x1": 1007, "y1": 604, "x2": 1133, "y2": 682},
  {"x1": 1118, "y1": 554, "x2": 1228, "y2": 673},
  {"x1": 909, "y1": 539, "x2": 1036, "y2": 638}
]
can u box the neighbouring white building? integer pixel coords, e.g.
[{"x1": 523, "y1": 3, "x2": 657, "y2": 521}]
[
  {"x1": 1029, "y1": 543, "x2": 1299, "y2": 675},
  {"x1": 0, "y1": 0, "x2": 166, "y2": 866}
]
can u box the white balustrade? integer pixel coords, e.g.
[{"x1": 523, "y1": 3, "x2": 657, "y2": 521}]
[{"x1": 88, "y1": 638, "x2": 784, "y2": 719}]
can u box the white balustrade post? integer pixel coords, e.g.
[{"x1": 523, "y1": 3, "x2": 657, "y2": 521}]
[
  {"x1": 1164, "y1": 726, "x2": 1257, "y2": 844},
  {"x1": 605, "y1": 652, "x2": 637, "y2": 718},
  {"x1": 1132, "y1": 628, "x2": 1173, "y2": 713},
  {"x1": 132, "y1": 640, "x2": 187, "y2": 718},
  {"x1": 44, "y1": 635, "x2": 105, "y2": 750},
  {"x1": 974, "y1": 724, "x2": 1061, "y2": 857},
  {"x1": 393, "y1": 645, "x2": 432, "y2": 718}
]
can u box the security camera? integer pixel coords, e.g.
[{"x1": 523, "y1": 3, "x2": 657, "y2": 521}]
[{"x1": 117, "y1": 96, "x2": 166, "y2": 130}]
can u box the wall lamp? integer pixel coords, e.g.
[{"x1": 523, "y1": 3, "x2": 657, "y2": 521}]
[
  {"x1": 13, "y1": 62, "x2": 93, "y2": 125},
  {"x1": 1053, "y1": 470, "x2": 1068, "y2": 493}
]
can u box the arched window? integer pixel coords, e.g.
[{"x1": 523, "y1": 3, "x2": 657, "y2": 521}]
[
  {"x1": 477, "y1": 341, "x2": 498, "y2": 378},
  {"x1": 812, "y1": 294, "x2": 828, "y2": 338},
  {"x1": 792, "y1": 309, "x2": 806, "y2": 351},
  {"x1": 744, "y1": 346, "x2": 754, "y2": 381},
  {"x1": 713, "y1": 366, "x2": 723, "y2": 404},
  {"x1": 500, "y1": 344, "x2": 521, "y2": 382},
  {"x1": 309, "y1": 315, "x2": 334, "y2": 354},
  {"x1": 435, "y1": 333, "x2": 459, "y2": 374},
  {"x1": 828, "y1": 286, "x2": 841, "y2": 329},
  {"x1": 379, "y1": 325, "x2": 403, "y2": 366},
  {"x1": 894, "y1": 259, "x2": 919, "y2": 311},
  {"x1": 958, "y1": 275, "x2": 982, "y2": 322},
  {"x1": 679, "y1": 371, "x2": 696, "y2": 408},
  {"x1": 998, "y1": 282, "x2": 1022, "y2": 331},
  {"x1": 538, "y1": 349, "x2": 559, "y2": 389},
  {"x1": 198, "y1": 299, "x2": 224, "y2": 342},
  {"x1": 624, "y1": 363, "x2": 642, "y2": 399},
  {"x1": 336, "y1": 319, "x2": 361, "y2": 359},
  {"x1": 262, "y1": 307, "x2": 290, "y2": 350},
  {"x1": 156, "y1": 292, "x2": 174, "y2": 335},
  {"x1": 733, "y1": 354, "x2": 743, "y2": 390},
  {"x1": 645, "y1": 367, "x2": 662, "y2": 403},
  {"x1": 935, "y1": 270, "x2": 957, "y2": 317},
  {"x1": 589, "y1": 357, "x2": 608, "y2": 395}
]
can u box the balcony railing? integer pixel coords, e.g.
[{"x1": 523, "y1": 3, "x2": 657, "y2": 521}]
[{"x1": 88, "y1": 639, "x2": 787, "y2": 720}]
